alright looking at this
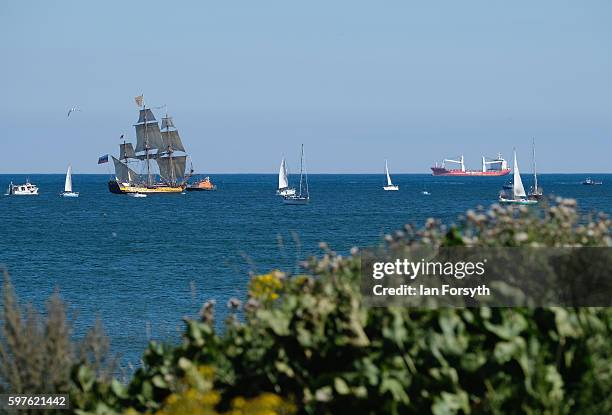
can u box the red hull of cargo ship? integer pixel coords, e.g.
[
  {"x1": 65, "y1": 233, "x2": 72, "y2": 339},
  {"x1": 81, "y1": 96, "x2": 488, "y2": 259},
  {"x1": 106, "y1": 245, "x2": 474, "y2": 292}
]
[{"x1": 431, "y1": 167, "x2": 511, "y2": 176}]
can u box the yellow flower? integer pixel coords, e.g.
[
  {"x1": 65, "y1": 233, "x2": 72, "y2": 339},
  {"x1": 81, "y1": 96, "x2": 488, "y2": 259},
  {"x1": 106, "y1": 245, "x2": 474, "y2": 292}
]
[
  {"x1": 249, "y1": 272, "x2": 283, "y2": 302},
  {"x1": 200, "y1": 391, "x2": 221, "y2": 406},
  {"x1": 198, "y1": 365, "x2": 216, "y2": 380},
  {"x1": 232, "y1": 396, "x2": 246, "y2": 408}
]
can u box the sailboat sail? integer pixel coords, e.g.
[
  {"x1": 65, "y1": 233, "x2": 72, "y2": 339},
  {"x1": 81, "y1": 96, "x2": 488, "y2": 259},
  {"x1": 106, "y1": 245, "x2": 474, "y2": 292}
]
[
  {"x1": 512, "y1": 150, "x2": 526, "y2": 198},
  {"x1": 278, "y1": 159, "x2": 289, "y2": 189},
  {"x1": 64, "y1": 166, "x2": 73, "y2": 192},
  {"x1": 385, "y1": 160, "x2": 393, "y2": 186},
  {"x1": 135, "y1": 122, "x2": 163, "y2": 153},
  {"x1": 160, "y1": 116, "x2": 186, "y2": 152},
  {"x1": 120, "y1": 143, "x2": 136, "y2": 159},
  {"x1": 161, "y1": 130, "x2": 185, "y2": 152},
  {"x1": 157, "y1": 155, "x2": 187, "y2": 183},
  {"x1": 112, "y1": 156, "x2": 139, "y2": 183}
]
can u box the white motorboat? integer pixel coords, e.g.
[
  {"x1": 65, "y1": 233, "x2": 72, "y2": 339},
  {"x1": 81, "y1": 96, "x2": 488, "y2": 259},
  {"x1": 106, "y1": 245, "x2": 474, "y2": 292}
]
[{"x1": 5, "y1": 180, "x2": 39, "y2": 196}]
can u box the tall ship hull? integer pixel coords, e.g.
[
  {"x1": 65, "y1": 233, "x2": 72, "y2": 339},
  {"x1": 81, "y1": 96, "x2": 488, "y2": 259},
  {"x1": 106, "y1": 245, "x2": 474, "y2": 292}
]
[
  {"x1": 430, "y1": 167, "x2": 511, "y2": 176},
  {"x1": 108, "y1": 181, "x2": 185, "y2": 194},
  {"x1": 431, "y1": 153, "x2": 510, "y2": 177}
]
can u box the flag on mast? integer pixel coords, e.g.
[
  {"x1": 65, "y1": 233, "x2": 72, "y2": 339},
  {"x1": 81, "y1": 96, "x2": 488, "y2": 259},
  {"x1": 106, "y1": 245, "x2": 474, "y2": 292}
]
[
  {"x1": 98, "y1": 154, "x2": 109, "y2": 164},
  {"x1": 134, "y1": 95, "x2": 144, "y2": 108}
]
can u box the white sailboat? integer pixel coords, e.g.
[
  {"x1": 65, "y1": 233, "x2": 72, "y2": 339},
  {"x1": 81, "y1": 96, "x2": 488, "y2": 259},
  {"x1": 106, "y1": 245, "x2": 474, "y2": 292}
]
[
  {"x1": 499, "y1": 149, "x2": 537, "y2": 205},
  {"x1": 276, "y1": 158, "x2": 296, "y2": 196},
  {"x1": 383, "y1": 159, "x2": 399, "y2": 191},
  {"x1": 283, "y1": 144, "x2": 309, "y2": 205},
  {"x1": 61, "y1": 165, "x2": 79, "y2": 197},
  {"x1": 528, "y1": 138, "x2": 543, "y2": 200}
]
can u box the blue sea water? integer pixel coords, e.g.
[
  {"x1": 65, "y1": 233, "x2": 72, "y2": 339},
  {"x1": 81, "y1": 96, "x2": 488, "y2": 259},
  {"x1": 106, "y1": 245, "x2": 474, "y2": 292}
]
[{"x1": 1, "y1": 173, "x2": 611, "y2": 365}]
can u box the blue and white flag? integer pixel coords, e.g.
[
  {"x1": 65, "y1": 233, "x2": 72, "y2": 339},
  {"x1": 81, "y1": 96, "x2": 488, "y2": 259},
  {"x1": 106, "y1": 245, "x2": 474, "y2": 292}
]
[{"x1": 98, "y1": 154, "x2": 109, "y2": 164}]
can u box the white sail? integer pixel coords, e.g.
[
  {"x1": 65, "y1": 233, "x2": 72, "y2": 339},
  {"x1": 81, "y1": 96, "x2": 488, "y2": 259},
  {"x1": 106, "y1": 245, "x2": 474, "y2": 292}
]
[
  {"x1": 278, "y1": 158, "x2": 289, "y2": 189},
  {"x1": 512, "y1": 150, "x2": 526, "y2": 198},
  {"x1": 385, "y1": 160, "x2": 393, "y2": 186},
  {"x1": 64, "y1": 165, "x2": 73, "y2": 192}
]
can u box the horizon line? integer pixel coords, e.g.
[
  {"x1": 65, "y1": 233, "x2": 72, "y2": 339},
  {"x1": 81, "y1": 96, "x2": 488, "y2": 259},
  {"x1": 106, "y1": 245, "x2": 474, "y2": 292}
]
[{"x1": 1, "y1": 172, "x2": 611, "y2": 176}]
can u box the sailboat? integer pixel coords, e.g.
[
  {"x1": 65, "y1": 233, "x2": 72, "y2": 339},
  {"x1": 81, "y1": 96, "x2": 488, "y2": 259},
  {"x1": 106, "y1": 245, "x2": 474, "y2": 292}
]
[
  {"x1": 283, "y1": 144, "x2": 309, "y2": 205},
  {"x1": 528, "y1": 138, "x2": 543, "y2": 200},
  {"x1": 499, "y1": 149, "x2": 537, "y2": 205},
  {"x1": 61, "y1": 165, "x2": 79, "y2": 197},
  {"x1": 276, "y1": 158, "x2": 296, "y2": 196},
  {"x1": 383, "y1": 160, "x2": 399, "y2": 191},
  {"x1": 107, "y1": 96, "x2": 193, "y2": 194}
]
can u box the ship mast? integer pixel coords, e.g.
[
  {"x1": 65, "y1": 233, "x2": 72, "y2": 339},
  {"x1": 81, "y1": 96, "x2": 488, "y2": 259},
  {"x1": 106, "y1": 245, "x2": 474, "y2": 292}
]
[
  {"x1": 159, "y1": 113, "x2": 188, "y2": 186},
  {"x1": 134, "y1": 95, "x2": 164, "y2": 187},
  {"x1": 144, "y1": 103, "x2": 152, "y2": 186},
  {"x1": 163, "y1": 113, "x2": 175, "y2": 185}
]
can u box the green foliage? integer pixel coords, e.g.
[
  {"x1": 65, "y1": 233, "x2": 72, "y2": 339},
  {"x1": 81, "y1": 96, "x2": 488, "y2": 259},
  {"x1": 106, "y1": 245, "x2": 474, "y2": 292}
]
[
  {"x1": 0, "y1": 271, "x2": 116, "y2": 396},
  {"x1": 3, "y1": 199, "x2": 612, "y2": 414},
  {"x1": 68, "y1": 199, "x2": 612, "y2": 414}
]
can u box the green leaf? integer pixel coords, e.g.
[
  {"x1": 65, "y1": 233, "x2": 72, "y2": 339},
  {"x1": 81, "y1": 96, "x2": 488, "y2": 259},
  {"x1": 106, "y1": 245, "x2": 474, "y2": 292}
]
[{"x1": 334, "y1": 377, "x2": 350, "y2": 395}]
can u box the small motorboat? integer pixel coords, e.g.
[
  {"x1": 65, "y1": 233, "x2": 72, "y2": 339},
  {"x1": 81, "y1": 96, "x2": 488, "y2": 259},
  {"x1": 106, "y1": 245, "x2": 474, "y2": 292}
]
[
  {"x1": 421, "y1": 181, "x2": 430, "y2": 195},
  {"x1": 186, "y1": 176, "x2": 217, "y2": 191},
  {"x1": 582, "y1": 177, "x2": 602, "y2": 185},
  {"x1": 5, "y1": 180, "x2": 39, "y2": 196}
]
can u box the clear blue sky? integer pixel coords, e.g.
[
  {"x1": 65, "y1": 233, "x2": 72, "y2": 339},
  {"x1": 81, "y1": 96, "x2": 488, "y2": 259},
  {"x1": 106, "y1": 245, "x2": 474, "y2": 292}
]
[{"x1": 1, "y1": 0, "x2": 610, "y2": 173}]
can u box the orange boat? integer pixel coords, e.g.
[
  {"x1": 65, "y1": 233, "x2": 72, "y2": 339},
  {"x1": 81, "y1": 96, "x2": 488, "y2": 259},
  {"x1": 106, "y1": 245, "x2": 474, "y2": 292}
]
[{"x1": 186, "y1": 176, "x2": 216, "y2": 191}]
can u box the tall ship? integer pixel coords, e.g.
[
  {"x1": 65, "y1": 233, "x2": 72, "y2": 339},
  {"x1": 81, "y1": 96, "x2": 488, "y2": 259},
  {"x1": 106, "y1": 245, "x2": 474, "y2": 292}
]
[
  {"x1": 108, "y1": 96, "x2": 193, "y2": 194},
  {"x1": 430, "y1": 153, "x2": 511, "y2": 176}
]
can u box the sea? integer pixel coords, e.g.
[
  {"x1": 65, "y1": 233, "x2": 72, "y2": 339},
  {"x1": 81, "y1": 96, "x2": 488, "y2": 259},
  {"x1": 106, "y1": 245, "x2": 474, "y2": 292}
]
[{"x1": 1, "y1": 173, "x2": 611, "y2": 366}]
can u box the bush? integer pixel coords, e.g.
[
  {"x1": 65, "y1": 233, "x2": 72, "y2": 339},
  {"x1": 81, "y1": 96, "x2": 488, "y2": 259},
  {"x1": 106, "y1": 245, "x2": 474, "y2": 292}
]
[
  {"x1": 3, "y1": 199, "x2": 611, "y2": 414},
  {"x1": 0, "y1": 269, "x2": 117, "y2": 415},
  {"x1": 66, "y1": 199, "x2": 612, "y2": 415}
]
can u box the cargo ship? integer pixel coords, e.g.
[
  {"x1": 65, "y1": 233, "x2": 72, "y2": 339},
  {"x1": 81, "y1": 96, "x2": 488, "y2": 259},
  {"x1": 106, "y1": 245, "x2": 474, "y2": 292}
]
[{"x1": 430, "y1": 153, "x2": 511, "y2": 176}]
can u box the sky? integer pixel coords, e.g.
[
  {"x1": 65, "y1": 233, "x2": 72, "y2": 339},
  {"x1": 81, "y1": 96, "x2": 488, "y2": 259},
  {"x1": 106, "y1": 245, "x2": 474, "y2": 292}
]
[{"x1": 0, "y1": 0, "x2": 611, "y2": 173}]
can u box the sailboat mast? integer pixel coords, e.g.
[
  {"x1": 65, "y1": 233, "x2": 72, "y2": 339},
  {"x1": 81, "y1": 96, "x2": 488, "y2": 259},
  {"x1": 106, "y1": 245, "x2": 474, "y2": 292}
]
[
  {"x1": 304, "y1": 145, "x2": 309, "y2": 197},
  {"x1": 298, "y1": 144, "x2": 304, "y2": 196},
  {"x1": 532, "y1": 138, "x2": 538, "y2": 192}
]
